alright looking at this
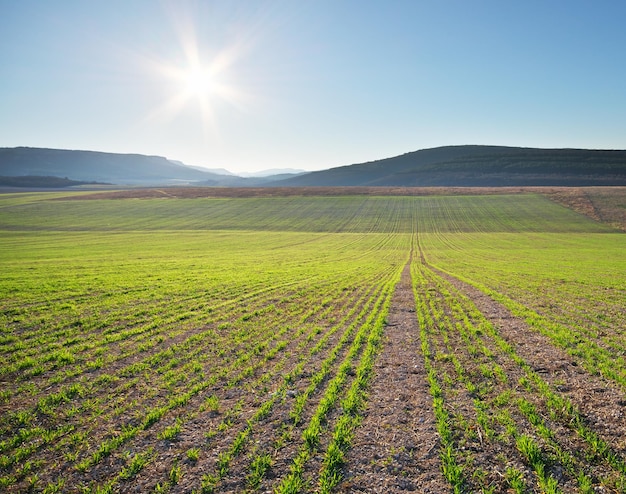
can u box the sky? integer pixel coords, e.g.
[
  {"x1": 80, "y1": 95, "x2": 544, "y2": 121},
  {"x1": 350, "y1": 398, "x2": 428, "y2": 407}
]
[{"x1": 2, "y1": 1, "x2": 626, "y2": 174}]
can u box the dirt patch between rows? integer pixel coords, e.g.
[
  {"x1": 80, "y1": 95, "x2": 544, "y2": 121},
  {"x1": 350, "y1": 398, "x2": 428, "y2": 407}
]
[
  {"x1": 341, "y1": 260, "x2": 626, "y2": 493},
  {"x1": 439, "y1": 270, "x2": 626, "y2": 458},
  {"x1": 339, "y1": 263, "x2": 449, "y2": 493}
]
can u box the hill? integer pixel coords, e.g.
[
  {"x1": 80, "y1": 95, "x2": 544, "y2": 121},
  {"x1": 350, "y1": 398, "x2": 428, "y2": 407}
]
[
  {"x1": 0, "y1": 147, "x2": 230, "y2": 185},
  {"x1": 0, "y1": 147, "x2": 307, "y2": 187},
  {"x1": 0, "y1": 175, "x2": 104, "y2": 188},
  {"x1": 272, "y1": 145, "x2": 626, "y2": 186},
  {"x1": 3, "y1": 145, "x2": 626, "y2": 187}
]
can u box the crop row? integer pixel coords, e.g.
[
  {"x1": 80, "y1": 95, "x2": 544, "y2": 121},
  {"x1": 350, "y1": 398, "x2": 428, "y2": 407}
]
[
  {"x1": 0, "y1": 193, "x2": 615, "y2": 234},
  {"x1": 1, "y1": 191, "x2": 623, "y2": 492},
  {"x1": 0, "y1": 227, "x2": 409, "y2": 492},
  {"x1": 412, "y1": 258, "x2": 626, "y2": 492},
  {"x1": 420, "y1": 231, "x2": 626, "y2": 389}
]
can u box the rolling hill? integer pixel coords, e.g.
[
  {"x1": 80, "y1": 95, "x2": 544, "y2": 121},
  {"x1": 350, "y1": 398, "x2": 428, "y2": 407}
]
[
  {"x1": 2, "y1": 145, "x2": 626, "y2": 187},
  {"x1": 0, "y1": 147, "x2": 303, "y2": 187},
  {"x1": 271, "y1": 145, "x2": 626, "y2": 187},
  {"x1": 0, "y1": 147, "x2": 227, "y2": 186}
]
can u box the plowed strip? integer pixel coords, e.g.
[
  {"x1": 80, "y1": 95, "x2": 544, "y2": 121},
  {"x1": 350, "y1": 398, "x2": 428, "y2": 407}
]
[
  {"x1": 339, "y1": 262, "x2": 449, "y2": 493},
  {"x1": 438, "y1": 269, "x2": 626, "y2": 459}
]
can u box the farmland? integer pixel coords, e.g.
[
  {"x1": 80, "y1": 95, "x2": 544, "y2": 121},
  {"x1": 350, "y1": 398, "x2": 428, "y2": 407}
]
[{"x1": 0, "y1": 189, "x2": 625, "y2": 493}]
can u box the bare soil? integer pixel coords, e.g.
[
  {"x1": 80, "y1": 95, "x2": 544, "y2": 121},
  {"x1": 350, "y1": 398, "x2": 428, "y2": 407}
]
[
  {"x1": 543, "y1": 186, "x2": 626, "y2": 231},
  {"x1": 339, "y1": 262, "x2": 448, "y2": 493},
  {"x1": 52, "y1": 185, "x2": 615, "y2": 200},
  {"x1": 341, "y1": 260, "x2": 626, "y2": 492},
  {"x1": 439, "y1": 269, "x2": 626, "y2": 458}
]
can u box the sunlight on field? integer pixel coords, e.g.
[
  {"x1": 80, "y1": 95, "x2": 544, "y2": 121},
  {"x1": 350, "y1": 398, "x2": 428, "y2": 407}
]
[{"x1": 0, "y1": 192, "x2": 624, "y2": 492}]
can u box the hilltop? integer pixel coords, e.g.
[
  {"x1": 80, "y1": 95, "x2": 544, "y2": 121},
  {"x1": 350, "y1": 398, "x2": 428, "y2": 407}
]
[{"x1": 272, "y1": 145, "x2": 626, "y2": 186}]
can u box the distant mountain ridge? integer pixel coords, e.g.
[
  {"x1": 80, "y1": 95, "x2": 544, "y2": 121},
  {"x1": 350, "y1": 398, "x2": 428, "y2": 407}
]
[
  {"x1": 272, "y1": 145, "x2": 626, "y2": 187},
  {"x1": 2, "y1": 145, "x2": 625, "y2": 187},
  {"x1": 0, "y1": 147, "x2": 222, "y2": 185},
  {"x1": 0, "y1": 147, "x2": 302, "y2": 186},
  {"x1": 238, "y1": 168, "x2": 308, "y2": 178}
]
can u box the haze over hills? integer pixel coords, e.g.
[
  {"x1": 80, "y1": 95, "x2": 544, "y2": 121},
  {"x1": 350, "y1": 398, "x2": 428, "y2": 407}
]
[
  {"x1": 0, "y1": 147, "x2": 304, "y2": 187},
  {"x1": 238, "y1": 168, "x2": 308, "y2": 178},
  {"x1": 1, "y1": 145, "x2": 625, "y2": 188}
]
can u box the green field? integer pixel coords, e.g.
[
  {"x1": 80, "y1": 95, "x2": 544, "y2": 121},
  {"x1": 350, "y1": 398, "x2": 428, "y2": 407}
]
[{"x1": 0, "y1": 191, "x2": 624, "y2": 493}]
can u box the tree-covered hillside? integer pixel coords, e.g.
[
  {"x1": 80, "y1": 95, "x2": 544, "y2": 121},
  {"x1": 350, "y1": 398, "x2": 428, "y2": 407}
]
[{"x1": 274, "y1": 145, "x2": 626, "y2": 186}]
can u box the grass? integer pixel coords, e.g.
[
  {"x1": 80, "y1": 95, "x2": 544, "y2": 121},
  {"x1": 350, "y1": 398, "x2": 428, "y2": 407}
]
[
  {"x1": 422, "y1": 231, "x2": 626, "y2": 388},
  {"x1": 411, "y1": 239, "x2": 626, "y2": 492},
  {"x1": 0, "y1": 190, "x2": 623, "y2": 492}
]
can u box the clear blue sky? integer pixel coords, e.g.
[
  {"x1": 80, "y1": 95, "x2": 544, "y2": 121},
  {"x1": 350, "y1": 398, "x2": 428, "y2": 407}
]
[{"x1": 2, "y1": 1, "x2": 626, "y2": 173}]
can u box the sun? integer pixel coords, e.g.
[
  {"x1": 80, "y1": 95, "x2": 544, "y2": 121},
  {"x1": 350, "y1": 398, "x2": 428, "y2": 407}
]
[
  {"x1": 144, "y1": 57, "x2": 229, "y2": 133},
  {"x1": 145, "y1": 50, "x2": 247, "y2": 134},
  {"x1": 140, "y1": 5, "x2": 252, "y2": 134},
  {"x1": 182, "y1": 65, "x2": 214, "y2": 99}
]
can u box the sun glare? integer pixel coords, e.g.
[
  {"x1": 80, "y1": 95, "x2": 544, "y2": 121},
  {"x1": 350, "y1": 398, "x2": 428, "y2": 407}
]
[{"x1": 142, "y1": 4, "x2": 252, "y2": 134}]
